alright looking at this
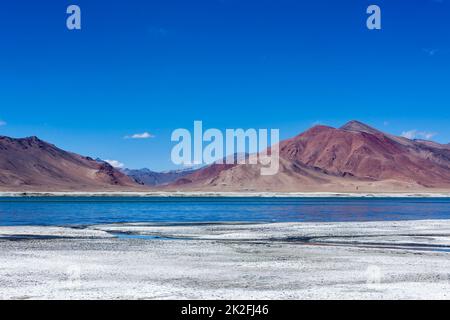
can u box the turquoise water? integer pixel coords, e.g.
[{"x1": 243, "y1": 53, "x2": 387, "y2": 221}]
[{"x1": 0, "y1": 197, "x2": 450, "y2": 226}]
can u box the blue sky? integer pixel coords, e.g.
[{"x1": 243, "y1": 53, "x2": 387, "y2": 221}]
[{"x1": 0, "y1": 0, "x2": 449, "y2": 170}]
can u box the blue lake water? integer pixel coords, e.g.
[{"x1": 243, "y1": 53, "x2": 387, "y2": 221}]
[{"x1": 1, "y1": 197, "x2": 450, "y2": 226}]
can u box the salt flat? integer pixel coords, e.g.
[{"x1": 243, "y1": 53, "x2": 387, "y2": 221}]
[{"x1": 1, "y1": 220, "x2": 450, "y2": 299}]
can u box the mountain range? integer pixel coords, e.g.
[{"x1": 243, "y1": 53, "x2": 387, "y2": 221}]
[
  {"x1": 122, "y1": 168, "x2": 198, "y2": 186},
  {"x1": 0, "y1": 136, "x2": 140, "y2": 191},
  {"x1": 164, "y1": 121, "x2": 450, "y2": 192},
  {"x1": 1, "y1": 121, "x2": 450, "y2": 192}
]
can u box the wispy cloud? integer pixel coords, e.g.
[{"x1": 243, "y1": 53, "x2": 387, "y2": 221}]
[
  {"x1": 401, "y1": 129, "x2": 437, "y2": 140},
  {"x1": 0, "y1": 120, "x2": 6, "y2": 126},
  {"x1": 104, "y1": 159, "x2": 125, "y2": 169},
  {"x1": 311, "y1": 120, "x2": 326, "y2": 126},
  {"x1": 124, "y1": 132, "x2": 155, "y2": 139},
  {"x1": 423, "y1": 48, "x2": 439, "y2": 56},
  {"x1": 147, "y1": 27, "x2": 169, "y2": 37}
]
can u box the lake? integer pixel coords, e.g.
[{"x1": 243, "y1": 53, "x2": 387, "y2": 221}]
[{"x1": 1, "y1": 197, "x2": 450, "y2": 226}]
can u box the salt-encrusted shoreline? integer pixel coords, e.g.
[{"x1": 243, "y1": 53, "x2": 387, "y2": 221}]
[
  {"x1": 1, "y1": 220, "x2": 450, "y2": 299},
  {"x1": 1, "y1": 191, "x2": 450, "y2": 198}
]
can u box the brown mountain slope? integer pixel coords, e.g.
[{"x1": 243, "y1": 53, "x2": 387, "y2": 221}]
[
  {"x1": 280, "y1": 123, "x2": 450, "y2": 186},
  {"x1": 168, "y1": 121, "x2": 450, "y2": 192},
  {"x1": 0, "y1": 136, "x2": 143, "y2": 191}
]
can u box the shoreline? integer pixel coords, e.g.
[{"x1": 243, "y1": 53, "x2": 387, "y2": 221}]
[
  {"x1": 1, "y1": 217, "x2": 450, "y2": 230},
  {"x1": 1, "y1": 191, "x2": 450, "y2": 198}
]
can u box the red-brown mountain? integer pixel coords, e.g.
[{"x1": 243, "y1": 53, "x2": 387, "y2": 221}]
[
  {"x1": 168, "y1": 121, "x2": 450, "y2": 192},
  {"x1": 0, "y1": 136, "x2": 142, "y2": 191},
  {"x1": 2, "y1": 121, "x2": 450, "y2": 193}
]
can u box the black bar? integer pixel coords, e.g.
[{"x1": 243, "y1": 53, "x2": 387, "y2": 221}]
[{"x1": 0, "y1": 300, "x2": 448, "y2": 319}]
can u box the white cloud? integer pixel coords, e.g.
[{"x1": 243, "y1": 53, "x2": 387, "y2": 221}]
[
  {"x1": 401, "y1": 130, "x2": 416, "y2": 139},
  {"x1": 311, "y1": 120, "x2": 326, "y2": 126},
  {"x1": 147, "y1": 27, "x2": 169, "y2": 37},
  {"x1": 423, "y1": 48, "x2": 438, "y2": 56},
  {"x1": 104, "y1": 159, "x2": 125, "y2": 169},
  {"x1": 0, "y1": 120, "x2": 6, "y2": 126},
  {"x1": 124, "y1": 132, "x2": 155, "y2": 139},
  {"x1": 422, "y1": 132, "x2": 437, "y2": 140},
  {"x1": 401, "y1": 129, "x2": 437, "y2": 140}
]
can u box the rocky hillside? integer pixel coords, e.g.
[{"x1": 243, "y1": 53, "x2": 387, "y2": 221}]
[
  {"x1": 0, "y1": 136, "x2": 143, "y2": 191},
  {"x1": 167, "y1": 121, "x2": 450, "y2": 192}
]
